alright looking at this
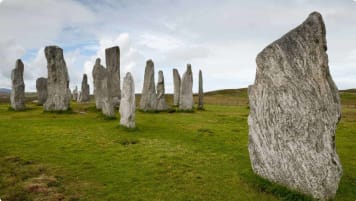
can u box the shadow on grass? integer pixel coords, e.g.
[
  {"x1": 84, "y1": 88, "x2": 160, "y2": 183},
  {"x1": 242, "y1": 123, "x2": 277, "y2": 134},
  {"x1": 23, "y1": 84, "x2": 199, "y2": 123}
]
[
  {"x1": 240, "y1": 170, "x2": 315, "y2": 201},
  {"x1": 42, "y1": 108, "x2": 76, "y2": 114},
  {"x1": 116, "y1": 125, "x2": 139, "y2": 133},
  {"x1": 8, "y1": 106, "x2": 35, "y2": 112}
]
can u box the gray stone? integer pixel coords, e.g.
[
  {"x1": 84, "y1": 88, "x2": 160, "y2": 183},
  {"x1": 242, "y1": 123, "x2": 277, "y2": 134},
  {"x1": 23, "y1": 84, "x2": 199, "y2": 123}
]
[
  {"x1": 10, "y1": 59, "x2": 26, "y2": 110},
  {"x1": 179, "y1": 64, "x2": 193, "y2": 111},
  {"x1": 36, "y1": 77, "x2": 47, "y2": 105},
  {"x1": 156, "y1": 70, "x2": 169, "y2": 111},
  {"x1": 248, "y1": 12, "x2": 342, "y2": 200},
  {"x1": 140, "y1": 59, "x2": 157, "y2": 111},
  {"x1": 92, "y1": 58, "x2": 106, "y2": 109},
  {"x1": 78, "y1": 74, "x2": 90, "y2": 102},
  {"x1": 44, "y1": 46, "x2": 71, "y2": 111},
  {"x1": 173, "y1": 68, "x2": 181, "y2": 106},
  {"x1": 198, "y1": 70, "x2": 204, "y2": 110},
  {"x1": 119, "y1": 72, "x2": 135, "y2": 128},
  {"x1": 72, "y1": 86, "x2": 78, "y2": 101},
  {"x1": 105, "y1": 46, "x2": 121, "y2": 106}
]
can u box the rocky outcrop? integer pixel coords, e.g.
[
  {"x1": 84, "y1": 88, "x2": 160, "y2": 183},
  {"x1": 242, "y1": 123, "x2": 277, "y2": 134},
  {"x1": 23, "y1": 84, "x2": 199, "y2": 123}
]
[
  {"x1": 105, "y1": 46, "x2": 121, "y2": 106},
  {"x1": 10, "y1": 59, "x2": 26, "y2": 110},
  {"x1": 248, "y1": 12, "x2": 342, "y2": 200},
  {"x1": 36, "y1": 77, "x2": 48, "y2": 105},
  {"x1": 43, "y1": 46, "x2": 71, "y2": 111},
  {"x1": 179, "y1": 64, "x2": 193, "y2": 111},
  {"x1": 198, "y1": 70, "x2": 204, "y2": 110},
  {"x1": 173, "y1": 68, "x2": 181, "y2": 106},
  {"x1": 156, "y1": 70, "x2": 169, "y2": 111},
  {"x1": 78, "y1": 74, "x2": 90, "y2": 102},
  {"x1": 139, "y1": 59, "x2": 157, "y2": 111},
  {"x1": 120, "y1": 72, "x2": 135, "y2": 128}
]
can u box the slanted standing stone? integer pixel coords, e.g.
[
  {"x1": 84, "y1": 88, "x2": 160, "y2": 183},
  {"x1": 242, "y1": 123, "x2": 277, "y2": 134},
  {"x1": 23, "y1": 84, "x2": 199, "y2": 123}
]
[
  {"x1": 120, "y1": 72, "x2": 135, "y2": 128},
  {"x1": 179, "y1": 64, "x2": 193, "y2": 111},
  {"x1": 172, "y1": 68, "x2": 181, "y2": 106},
  {"x1": 198, "y1": 70, "x2": 204, "y2": 110},
  {"x1": 105, "y1": 46, "x2": 121, "y2": 106},
  {"x1": 72, "y1": 86, "x2": 78, "y2": 101},
  {"x1": 44, "y1": 46, "x2": 71, "y2": 111},
  {"x1": 10, "y1": 59, "x2": 26, "y2": 110},
  {"x1": 140, "y1": 60, "x2": 157, "y2": 111},
  {"x1": 78, "y1": 74, "x2": 90, "y2": 102},
  {"x1": 36, "y1": 77, "x2": 48, "y2": 105},
  {"x1": 248, "y1": 12, "x2": 342, "y2": 200},
  {"x1": 156, "y1": 70, "x2": 169, "y2": 111}
]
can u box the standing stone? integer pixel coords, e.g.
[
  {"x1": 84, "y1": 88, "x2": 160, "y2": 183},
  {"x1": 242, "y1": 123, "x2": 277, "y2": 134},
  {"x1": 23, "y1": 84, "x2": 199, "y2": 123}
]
[
  {"x1": 120, "y1": 72, "x2": 135, "y2": 128},
  {"x1": 156, "y1": 70, "x2": 169, "y2": 111},
  {"x1": 140, "y1": 59, "x2": 157, "y2": 111},
  {"x1": 78, "y1": 74, "x2": 90, "y2": 102},
  {"x1": 248, "y1": 12, "x2": 342, "y2": 200},
  {"x1": 44, "y1": 46, "x2": 71, "y2": 111},
  {"x1": 72, "y1": 86, "x2": 78, "y2": 101},
  {"x1": 92, "y1": 58, "x2": 106, "y2": 109},
  {"x1": 10, "y1": 59, "x2": 26, "y2": 110},
  {"x1": 198, "y1": 70, "x2": 204, "y2": 110},
  {"x1": 173, "y1": 68, "x2": 181, "y2": 106},
  {"x1": 105, "y1": 46, "x2": 121, "y2": 106},
  {"x1": 179, "y1": 64, "x2": 193, "y2": 111},
  {"x1": 36, "y1": 77, "x2": 48, "y2": 105}
]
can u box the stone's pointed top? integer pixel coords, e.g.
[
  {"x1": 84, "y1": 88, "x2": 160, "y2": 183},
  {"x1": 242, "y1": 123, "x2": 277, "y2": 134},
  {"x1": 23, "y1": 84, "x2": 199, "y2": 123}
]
[
  {"x1": 82, "y1": 74, "x2": 88, "y2": 82},
  {"x1": 147, "y1": 59, "x2": 154, "y2": 65},
  {"x1": 186, "y1": 64, "x2": 192, "y2": 72},
  {"x1": 95, "y1": 58, "x2": 101, "y2": 65},
  {"x1": 15, "y1": 59, "x2": 24, "y2": 70}
]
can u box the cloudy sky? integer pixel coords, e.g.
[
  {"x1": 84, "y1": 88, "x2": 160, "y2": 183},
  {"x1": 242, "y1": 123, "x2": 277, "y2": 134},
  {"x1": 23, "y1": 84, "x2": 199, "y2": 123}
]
[{"x1": 0, "y1": 0, "x2": 355, "y2": 93}]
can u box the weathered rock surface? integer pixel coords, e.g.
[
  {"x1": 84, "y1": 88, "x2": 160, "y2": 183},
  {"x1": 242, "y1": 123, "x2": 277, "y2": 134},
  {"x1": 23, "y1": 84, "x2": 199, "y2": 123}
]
[
  {"x1": 140, "y1": 60, "x2": 157, "y2": 111},
  {"x1": 248, "y1": 12, "x2": 342, "y2": 200},
  {"x1": 179, "y1": 64, "x2": 193, "y2": 110},
  {"x1": 105, "y1": 46, "x2": 121, "y2": 106},
  {"x1": 44, "y1": 46, "x2": 71, "y2": 111},
  {"x1": 36, "y1": 77, "x2": 48, "y2": 105},
  {"x1": 78, "y1": 74, "x2": 90, "y2": 102},
  {"x1": 198, "y1": 70, "x2": 204, "y2": 110},
  {"x1": 156, "y1": 70, "x2": 169, "y2": 111},
  {"x1": 10, "y1": 59, "x2": 26, "y2": 110},
  {"x1": 92, "y1": 58, "x2": 106, "y2": 109},
  {"x1": 173, "y1": 68, "x2": 181, "y2": 106},
  {"x1": 72, "y1": 86, "x2": 78, "y2": 101},
  {"x1": 120, "y1": 72, "x2": 135, "y2": 128}
]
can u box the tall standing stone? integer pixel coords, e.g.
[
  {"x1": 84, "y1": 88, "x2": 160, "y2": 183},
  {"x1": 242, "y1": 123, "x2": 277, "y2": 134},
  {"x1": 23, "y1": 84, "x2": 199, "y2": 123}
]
[
  {"x1": 198, "y1": 70, "x2": 204, "y2": 110},
  {"x1": 36, "y1": 77, "x2": 48, "y2": 105},
  {"x1": 248, "y1": 12, "x2": 342, "y2": 200},
  {"x1": 140, "y1": 59, "x2": 157, "y2": 111},
  {"x1": 10, "y1": 59, "x2": 26, "y2": 110},
  {"x1": 173, "y1": 68, "x2": 181, "y2": 106},
  {"x1": 78, "y1": 74, "x2": 90, "y2": 102},
  {"x1": 44, "y1": 46, "x2": 71, "y2": 111},
  {"x1": 156, "y1": 70, "x2": 169, "y2": 111},
  {"x1": 120, "y1": 72, "x2": 135, "y2": 128},
  {"x1": 179, "y1": 64, "x2": 193, "y2": 111},
  {"x1": 72, "y1": 86, "x2": 78, "y2": 101},
  {"x1": 105, "y1": 46, "x2": 121, "y2": 106},
  {"x1": 92, "y1": 58, "x2": 106, "y2": 109}
]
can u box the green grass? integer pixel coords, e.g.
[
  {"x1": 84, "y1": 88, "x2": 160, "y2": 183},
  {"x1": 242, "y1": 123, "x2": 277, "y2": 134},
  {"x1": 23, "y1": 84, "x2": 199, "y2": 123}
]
[{"x1": 0, "y1": 90, "x2": 355, "y2": 200}]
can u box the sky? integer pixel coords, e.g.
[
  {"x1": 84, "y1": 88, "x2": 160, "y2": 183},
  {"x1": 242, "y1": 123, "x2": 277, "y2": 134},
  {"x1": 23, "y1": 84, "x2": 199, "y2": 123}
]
[{"x1": 0, "y1": 0, "x2": 355, "y2": 93}]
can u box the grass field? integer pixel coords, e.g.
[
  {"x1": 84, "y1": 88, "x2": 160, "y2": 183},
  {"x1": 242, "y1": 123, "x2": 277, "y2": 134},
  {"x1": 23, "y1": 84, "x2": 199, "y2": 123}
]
[{"x1": 0, "y1": 89, "x2": 355, "y2": 201}]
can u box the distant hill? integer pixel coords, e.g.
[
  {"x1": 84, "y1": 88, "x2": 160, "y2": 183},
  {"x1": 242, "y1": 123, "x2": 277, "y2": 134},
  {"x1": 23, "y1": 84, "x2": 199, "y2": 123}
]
[
  {"x1": 0, "y1": 88, "x2": 11, "y2": 94},
  {"x1": 340, "y1": 89, "x2": 356, "y2": 93}
]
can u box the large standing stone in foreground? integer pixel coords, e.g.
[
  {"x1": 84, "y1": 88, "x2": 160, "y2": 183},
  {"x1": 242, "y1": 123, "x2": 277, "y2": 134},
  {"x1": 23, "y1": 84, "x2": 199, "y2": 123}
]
[
  {"x1": 198, "y1": 70, "x2": 204, "y2": 110},
  {"x1": 105, "y1": 46, "x2": 121, "y2": 106},
  {"x1": 78, "y1": 74, "x2": 90, "y2": 102},
  {"x1": 120, "y1": 72, "x2": 136, "y2": 128},
  {"x1": 36, "y1": 77, "x2": 48, "y2": 105},
  {"x1": 10, "y1": 59, "x2": 26, "y2": 110},
  {"x1": 140, "y1": 60, "x2": 157, "y2": 111},
  {"x1": 44, "y1": 46, "x2": 71, "y2": 111},
  {"x1": 72, "y1": 86, "x2": 78, "y2": 101},
  {"x1": 248, "y1": 12, "x2": 342, "y2": 200},
  {"x1": 172, "y1": 68, "x2": 181, "y2": 106},
  {"x1": 179, "y1": 64, "x2": 193, "y2": 111},
  {"x1": 156, "y1": 70, "x2": 169, "y2": 111}
]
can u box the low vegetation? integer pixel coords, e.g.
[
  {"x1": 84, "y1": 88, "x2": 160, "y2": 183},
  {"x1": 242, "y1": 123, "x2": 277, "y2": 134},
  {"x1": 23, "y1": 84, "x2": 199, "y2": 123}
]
[{"x1": 0, "y1": 89, "x2": 355, "y2": 200}]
